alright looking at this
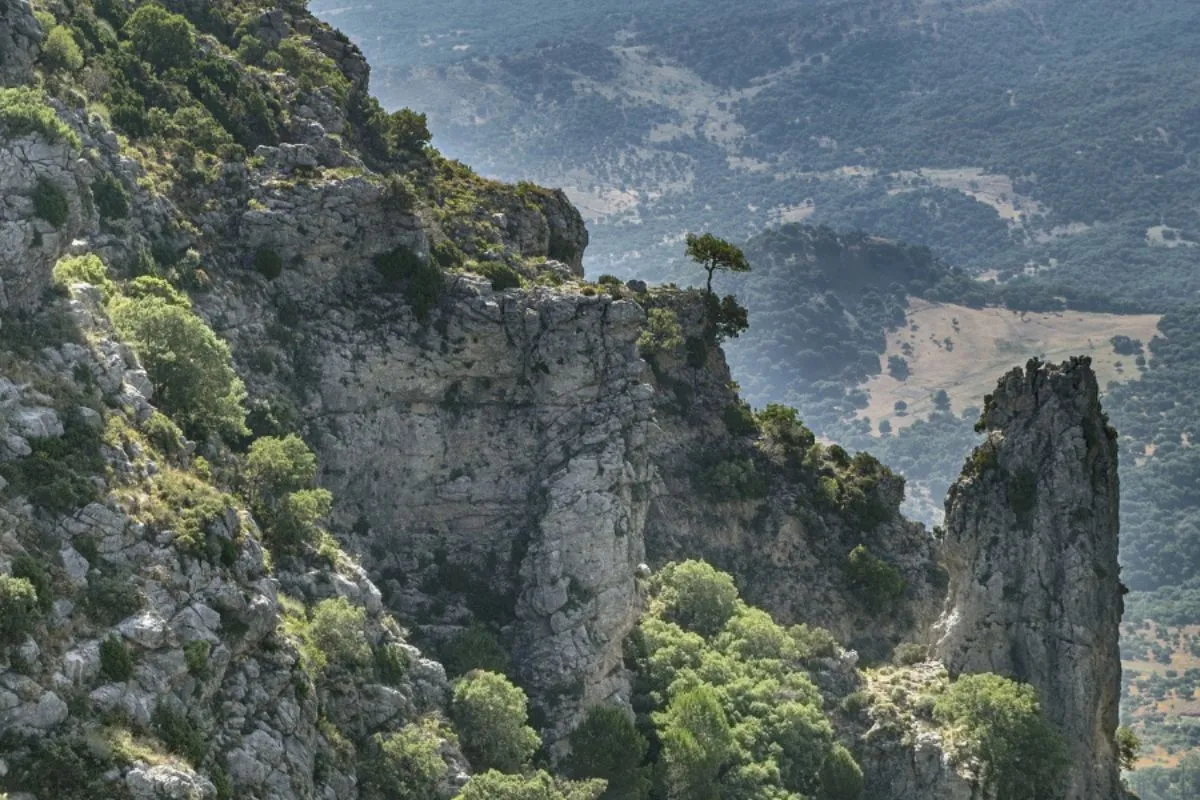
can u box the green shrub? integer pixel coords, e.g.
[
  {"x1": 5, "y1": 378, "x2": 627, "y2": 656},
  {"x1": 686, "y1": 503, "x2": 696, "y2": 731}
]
[
  {"x1": 1116, "y1": 725, "x2": 1141, "y2": 771},
  {"x1": 565, "y1": 705, "x2": 652, "y2": 799},
  {"x1": 440, "y1": 624, "x2": 511, "y2": 678},
  {"x1": 697, "y1": 456, "x2": 768, "y2": 501},
  {"x1": 596, "y1": 274, "x2": 623, "y2": 286},
  {"x1": 637, "y1": 307, "x2": 684, "y2": 357},
  {"x1": 431, "y1": 240, "x2": 465, "y2": 268},
  {"x1": 388, "y1": 108, "x2": 432, "y2": 153},
  {"x1": 653, "y1": 561, "x2": 740, "y2": 638},
  {"x1": 52, "y1": 253, "x2": 111, "y2": 294},
  {"x1": 184, "y1": 640, "x2": 211, "y2": 678},
  {"x1": 125, "y1": 275, "x2": 189, "y2": 307},
  {"x1": 375, "y1": 641, "x2": 411, "y2": 685},
  {"x1": 721, "y1": 402, "x2": 758, "y2": 436},
  {"x1": 244, "y1": 435, "x2": 317, "y2": 504},
  {"x1": 108, "y1": 294, "x2": 248, "y2": 439},
  {"x1": 152, "y1": 702, "x2": 207, "y2": 765},
  {"x1": 364, "y1": 719, "x2": 449, "y2": 800},
  {"x1": 451, "y1": 671, "x2": 541, "y2": 773},
  {"x1": 33, "y1": 177, "x2": 69, "y2": 228},
  {"x1": 309, "y1": 597, "x2": 371, "y2": 670},
  {"x1": 99, "y1": 636, "x2": 135, "y2": 681},
  {"x1": 91, "y1": 173, "x2": 130, "y2": 221},
  {"x1": 0, "y1": 576, "x2": 38, "y2": 645},
  {"x1": 42, "y1": 26, "x2": 84, "y2": 72},
  {"x1": 276, "y1": 37, "x2": 350, "y2": 103},
  {"x1": 819, "y1": 744, "x2": 864, "y2": 800},
  {"x1": 12, "y1": 554, "x2": 53, "y2": 611},
  {"x1": 0, "y1": 87, "x2": 79, "y2": 147},
  {"x1": 656, "y1": 685, "x2": 734, "y2": 800},
  {"x1": 844, "y1": 545, "x2": 906, "y2": 611},
  {"x1": 456, "y1": 770, "x2": 606, "y2": 800},
  {"x1": 757, "y1": 404, "x2": 817, "y2": 455},
  {"x1": 375, "y1": 246, "x2": 443, "y2": 322},
  {"x1": 893, "y1": 642, "x2": 928, "y2": 666},
  {"x1": 254, "y1": 247, "x2": 283, "y2": 279},
  {"x1": 474, "y1": 261, "x2": 522, "y2": 291},
  {"x1": 934, "y1": 673, "x2": 1067, "y2": 799},
  {"x1": 270, "y1": 484, "x2": 331, "y2": 548},
  {"x1": 83, "y1": 573, "x2": 142, "y2": 626},
  {"x1": 124, "y1": 5, "x2": 196, "y2": 70}
]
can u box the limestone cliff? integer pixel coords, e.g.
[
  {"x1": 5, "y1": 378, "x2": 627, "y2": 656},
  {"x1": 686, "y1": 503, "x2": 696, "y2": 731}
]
[
  {"x1": 0, "y1": 0, "x2": 1130, "y2": 796},
  {"x1": 934, "y1": 357, "x2": 1124, "y2": 800}
]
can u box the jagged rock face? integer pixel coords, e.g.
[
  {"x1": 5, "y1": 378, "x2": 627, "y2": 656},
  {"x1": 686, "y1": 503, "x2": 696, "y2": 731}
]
[
  {"x1": 0, "y1": 0, "x2": 41, "y2": 86},
  {"x1": 293, "y1": 278, "x2": 653, "y2": 747},
  {"x1": 934, "y1": 357, "x2": 1123, "y2": 800},
  {"x1": 0, "y1": 133, "x2": 92, "y2": 311},
  {"x1": 641, "y1": 297, "x2": 945, "y2": 658}
]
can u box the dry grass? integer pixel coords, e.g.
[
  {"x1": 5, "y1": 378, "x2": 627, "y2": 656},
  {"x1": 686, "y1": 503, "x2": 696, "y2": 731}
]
[{"x1": 858, "y1": 299, "x2": 1162, "y2": 433}]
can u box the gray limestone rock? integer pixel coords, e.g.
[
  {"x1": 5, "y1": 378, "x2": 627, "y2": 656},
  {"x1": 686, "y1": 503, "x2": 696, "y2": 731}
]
[
  {"x1": 934, "y1": 357, "x2": 1123, "y2": 800},
  {"x1": 0, "y1": 0, "x2": 41, "y2": 86}
]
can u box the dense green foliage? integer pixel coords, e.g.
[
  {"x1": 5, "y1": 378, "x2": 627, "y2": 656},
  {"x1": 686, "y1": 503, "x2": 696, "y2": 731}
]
[
  {"x1": 0, "y1": 576, "x2": 38, "y2": 646},
  {"x1": 565, "y1": 706, "x2": 652, "y2": 799},
  {"x1": 0, "y1": 87, "x2": 80, "y2": 146},
  {"x1": 630, "y1": 561, "x2": 860, "y2": 799},
  {"x1": 109, "y1": 293, "x2": 247, "y2": 440},
  {"x1": 638, "y1": 308, "x2": 684, "y2": 357},
  {"x1": 99, "y1": 635, "x2": 135, "y2": 682},
  {"x1": 455, "y1": 770, "x2": 605, "y2": 800},
  {"x1": 450, "y1": 671, "x2": 541, "y2": 773},
  {"x1": 363, "y1": 718, "x2": 450, "y2": 799},
  {"x1": 32, "y1": 178, "x2": 69, "y2": 228},
  {"x1": 934, "y1": 674, "x2": 1067, "y2": 800}
]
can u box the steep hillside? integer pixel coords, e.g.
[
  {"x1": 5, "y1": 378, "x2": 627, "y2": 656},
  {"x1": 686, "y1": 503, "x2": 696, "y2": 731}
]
[{"x1": 0, "y1": 1, "x2": 1132, "y2": 798}]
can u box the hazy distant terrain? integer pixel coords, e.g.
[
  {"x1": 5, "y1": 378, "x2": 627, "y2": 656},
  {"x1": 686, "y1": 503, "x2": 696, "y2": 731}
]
[{"x1": 315, "y1": 0, "x2": 1200, "y2": 307}]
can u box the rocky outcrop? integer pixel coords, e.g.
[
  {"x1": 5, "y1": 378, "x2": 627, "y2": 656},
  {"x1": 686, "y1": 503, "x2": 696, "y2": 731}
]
[
  {"x1": 299, "y1": 277, "x2": 652, "y2": 748},
  {"x1": 642, "y1": 296, "x2": 944, "y2": 659},
  {"x1": 934, "y1": 357, "x2": 1123, "y2": 800},
  {"x1": 0, "y1": 0, "x2": 41, "y2": 86},
  {"x1": 0, "y1": 133, "x2": 89, "y2": 311}
]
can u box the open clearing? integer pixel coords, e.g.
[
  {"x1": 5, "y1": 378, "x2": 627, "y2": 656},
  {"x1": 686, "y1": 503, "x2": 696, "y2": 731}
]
[{"x1": 858, "y1": 299, "x2": 1162, "y2": 433}]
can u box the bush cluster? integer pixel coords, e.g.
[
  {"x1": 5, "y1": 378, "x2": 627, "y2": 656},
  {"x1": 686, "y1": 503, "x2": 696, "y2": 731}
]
[{"x1": 629, "y1": 561, "x2": 860, "y2": 799}]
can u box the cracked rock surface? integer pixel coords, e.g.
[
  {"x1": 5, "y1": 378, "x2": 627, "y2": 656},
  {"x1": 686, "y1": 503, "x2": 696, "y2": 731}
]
[{"x1": 935, "y1": 357, "x2": 1124, "y2": 800}]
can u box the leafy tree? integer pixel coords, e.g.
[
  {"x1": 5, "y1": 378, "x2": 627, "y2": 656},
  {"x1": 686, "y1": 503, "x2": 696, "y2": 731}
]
[
  {"x1": 565, "y1": 705, "x2": 652, "y2": 799},
  {"x1": 389, "y1": 108, "x2": 432, "y2": 153},
  {"x1": 685, "y1": 233, "x2": 750, "y2": 295},
  {"x1": 244, "y1": 435, "x2": 318, "y2": 508},
  {"x1": 441, "y1": 624, "x2": 511, "y2": 678},
  {"x1": 455, "y1": 770, "x2": 605, "y2": 800},
  {"x1": 844, "y1": 545, "x2": 906, "y2": 611},
  {"x1": 932, "y1": 389, "x2": 952, "y2": 414},
  {"x1": 653, "y1": 560, "x2": 740, "y2": 638},
  {"x1": 364, "y1": 718, "x2": 449, "y2": 800},
  {"x1": 1116, "y1": 725, "x2": 1141, "y2": 771},
  {"x1": 309, "y1": 597, "x2": 371, "y2": 669},
  {"x1": 934, "y1": 673, "x2": 1068, "y2": 800},
  {"x1": 0, "y1": 576, "x2": 38, "y2": 646},
  {"x1": 450, "y1": 671, "x2": 540, "y2": 773},
  {"x1": 124, "y1": 5, "x2": 196, "y2": 70},
  {"x1": 656, "y1": 685, "x2": 734, "y2": 800},
  {"x1": 109, "y1": 294, "x2": 247, "y2": 439},
  {"x1": 818, "y1": 744, "x2": 864, "y2": 800},
  {"x1": 42, "y1": 26, "x2": 84, "y2": 73}
]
